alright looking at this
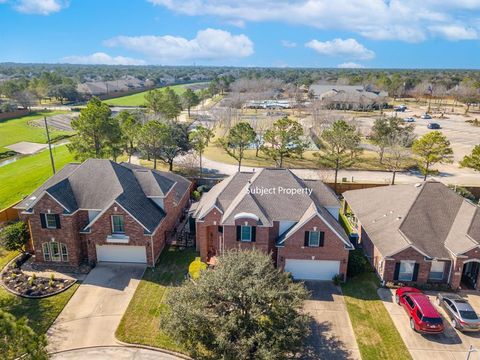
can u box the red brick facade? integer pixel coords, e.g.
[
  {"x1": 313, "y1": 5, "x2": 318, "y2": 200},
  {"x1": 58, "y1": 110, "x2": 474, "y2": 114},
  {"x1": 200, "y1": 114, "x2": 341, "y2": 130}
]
[
  {"x1": 20, "y1": 183, "x2": 192, "y2": 268},
  {"x1": 196, "y1": 209, "x2": 350, "y2": 277}
]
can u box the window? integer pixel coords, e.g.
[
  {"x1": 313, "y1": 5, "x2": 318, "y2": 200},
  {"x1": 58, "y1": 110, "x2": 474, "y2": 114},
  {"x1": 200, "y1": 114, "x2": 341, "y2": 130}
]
[
  {"x1": 42, "y1": 243, "x2": 51, "y2": 261},
  {"x1": 60, "y1": 243, "x2": 68, "y2": 262},
  {"x1": 309, "y1": 231, "x2": 320, "y2": 247},
  {"x1": 51, "y1": 242, "x2": 60, "y2": 261},
  {"x1": 241, "y1": 226, "x2": 252, "y2": 242},
  {"x1": 416, "y1": 309, "x2": 423, "y2": 319},
  {"x1": 112, "y1": 215, "x2": 125, "y2": 234},
  {"x1": 399, "y1": 261, "x2": 415, "y2": 281},
  {"x1": 45, "y1": 214, "x2": 57, "y2": 229},
  {"x1": 429, "y1": 261, "x2": 445, "y2": 280},
  {"x1": 404, "y1": 295, "x2": 415, "y2": 309}
]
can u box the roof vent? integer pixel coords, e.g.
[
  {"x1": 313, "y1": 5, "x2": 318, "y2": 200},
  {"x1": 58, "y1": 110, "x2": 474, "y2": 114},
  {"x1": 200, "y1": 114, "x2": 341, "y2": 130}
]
[
  {"x1": 29, "y1": 196, "x2": 37, "y2": 201},
  {"x1": 396, "y1": 216, "x2": 402, "y2": 220},
  {"x1": 414, "y1": 183, "x2": 422, "y2": 188}
]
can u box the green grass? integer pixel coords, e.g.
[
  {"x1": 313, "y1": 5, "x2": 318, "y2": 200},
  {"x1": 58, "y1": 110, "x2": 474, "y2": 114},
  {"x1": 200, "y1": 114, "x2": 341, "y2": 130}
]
[
  {"x1": 341, "y1": 272, "x2": 411, "y2": 360},
  {"x1": 0, "y1": 247, "x2": 79, "y2": 334},
  {"x1": 0, "y1": 111, "x2": 73, "y2": 153},
  {"x1": 104, "y1": 82, "x2": 207, "y2": 106},
  {"x1": 0, "y1": 145, "x2": 76, "y2": 210},
  {"x1": 116, "y1": 247, "x2": 197, "y2": 354}
]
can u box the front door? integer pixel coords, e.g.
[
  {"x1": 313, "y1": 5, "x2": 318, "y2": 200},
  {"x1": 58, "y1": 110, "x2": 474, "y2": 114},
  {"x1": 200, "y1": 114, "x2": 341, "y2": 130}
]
[{"x1": 462, "y1": 262, "x2": 480, "y2": 289}]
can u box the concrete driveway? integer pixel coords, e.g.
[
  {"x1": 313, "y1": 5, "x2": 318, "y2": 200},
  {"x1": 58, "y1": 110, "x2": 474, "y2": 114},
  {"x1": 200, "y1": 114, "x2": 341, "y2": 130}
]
[
  {"x1": 47, "y1": 263, "x2": 146, "y2": 352},
  {"x1": 50, "y1": 346, "x2": 182, "y2": 360},
  {"x1": 379, "y1": 288, "x2": 480, "y2": 360},
  {"x1": 302, "y1": 281, "x2": 361, "y2": 359}
]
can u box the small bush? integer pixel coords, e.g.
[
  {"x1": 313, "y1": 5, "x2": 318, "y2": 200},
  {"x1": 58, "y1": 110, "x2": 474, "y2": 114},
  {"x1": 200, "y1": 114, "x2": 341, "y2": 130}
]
[
  {"x1": 347, "y1": 249, "x2": 369, "y2": 277},
  {"x1": 188, "y1": 257, "x2": 208, "y2": 280},
  {"x1": 332, "y1": 274, "x2": 342, "y2": 285},
  {"x1": 191, "y1": 190, "x2": 201, "y2": 201}
]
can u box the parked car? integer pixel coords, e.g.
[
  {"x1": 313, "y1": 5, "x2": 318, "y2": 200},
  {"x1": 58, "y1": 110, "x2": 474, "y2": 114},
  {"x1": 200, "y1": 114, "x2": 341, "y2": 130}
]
[
  {"x1": 436, "y1": 293, "x2": 480, "y2": 332},
  {"x1": 403, "y1": 117, "x2": 415, "y2": 122},
  {"x1": 427, "y1": 122, "x2": 441, "y2": 129},
  {"x1": 395, "y1": 287, "x2": 444, "y2": 333},
  {"x1": 421, "y1": 113, "x2": 432, "y2": 119},
  {"x1": 394, "y1": 105, "x2": 407, "y2": 112}
]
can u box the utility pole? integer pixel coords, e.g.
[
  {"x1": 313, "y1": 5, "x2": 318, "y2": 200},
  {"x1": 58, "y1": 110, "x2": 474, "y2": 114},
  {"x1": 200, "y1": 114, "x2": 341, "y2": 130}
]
[{"x1": 44, "y1": 116, "x2": 56, "y2": 174}]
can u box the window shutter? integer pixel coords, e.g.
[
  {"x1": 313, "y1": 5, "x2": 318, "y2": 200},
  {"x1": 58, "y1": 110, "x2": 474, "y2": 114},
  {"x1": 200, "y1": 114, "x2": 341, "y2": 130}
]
[
  {"x1": 304, "y1": 231, "x2": 309, "y2": 247},
  {"x1": 393, "y1": 262, "x2": 400, "y2": 281},
  {"x1": 40, "y1": 214, "x2": 46, "y2": 228},
  {"x1": 319, "y1": 232, "x2": 325, "y2": 247},
  {"x1": 55, "y1": 214, "x2": 61, "y2": 229},
  {"x1": 412, "y1": 263, "x2": 420, "y2": 282},
  {"x1": 236, "y1": 226, "x2": 241, "y2": 241},
  {"x1": 251, "y1": 227, "x2": 256, "y2": 242}
]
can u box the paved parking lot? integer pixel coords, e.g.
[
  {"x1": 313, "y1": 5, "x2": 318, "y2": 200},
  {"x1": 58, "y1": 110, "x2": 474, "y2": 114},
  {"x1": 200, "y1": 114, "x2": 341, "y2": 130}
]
[
  {"x1": 379, "y1": 288, "x2": 480, "y2": 360},
  {"x1": 303, "y1": 282, "x2": 360, "y2": 359}
]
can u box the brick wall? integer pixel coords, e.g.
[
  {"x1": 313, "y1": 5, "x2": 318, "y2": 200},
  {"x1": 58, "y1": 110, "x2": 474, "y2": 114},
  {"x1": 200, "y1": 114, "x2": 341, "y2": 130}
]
[
  {"x1": 358, "y1": 223, "x2": 384, "y2": 276},
  {"x1": 451, "y1": 248, "x2": 480, "y2": 289},
  {"x1": 277, "y1": 215, "x2": 349, "y2": 279}
]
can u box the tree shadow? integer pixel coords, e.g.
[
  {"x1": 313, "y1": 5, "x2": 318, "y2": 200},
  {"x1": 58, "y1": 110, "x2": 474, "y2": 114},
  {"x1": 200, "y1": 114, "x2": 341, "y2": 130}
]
[{"x1": 300, "y1": 320, "x2": 356, "y2": 360}]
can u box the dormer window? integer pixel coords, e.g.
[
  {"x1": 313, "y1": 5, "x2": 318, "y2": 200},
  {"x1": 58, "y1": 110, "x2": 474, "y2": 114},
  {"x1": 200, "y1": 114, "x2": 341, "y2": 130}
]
[
  {"x1": 40, "y1": 213, "x2": 60, "y2": 229},
  {"x1": 112, "y1": 215, "x2": 125, "y2": 234}
]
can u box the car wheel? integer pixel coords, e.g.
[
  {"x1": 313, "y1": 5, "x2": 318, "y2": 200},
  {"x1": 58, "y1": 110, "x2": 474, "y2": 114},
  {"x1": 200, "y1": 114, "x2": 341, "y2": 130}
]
[
  {"x1": 452, "y1": 319, "x2": 457, "y2": 329},
  {"x1": 410, "y1": 318, "x2": 416, "y2": 332},
  {"x1": 395, "y1": 294, "x2": 400, "y2": 304}
]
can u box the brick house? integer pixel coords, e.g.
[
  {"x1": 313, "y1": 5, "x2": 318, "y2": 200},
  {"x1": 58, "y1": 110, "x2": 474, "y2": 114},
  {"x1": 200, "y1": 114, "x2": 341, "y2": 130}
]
[
  {"x1": 15, "y1": 159, "x2": 192, "y2": 267},
  {"x1": 190, "y1": 168, "x2": 354, "y2": 280},
  {"x1": 343, "y1": 181, "x2": 480, "y2": 290}
]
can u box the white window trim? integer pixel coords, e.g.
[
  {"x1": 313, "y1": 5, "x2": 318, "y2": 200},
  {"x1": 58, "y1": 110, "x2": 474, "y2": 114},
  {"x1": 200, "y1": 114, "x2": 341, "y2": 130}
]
[
  {"x1": 429, "y1": 261, "x2": 445, "y2": 280},
  {"x1": 111, "y1": 215, "x2": 125, "y2": 234},
  {"x1": 308, "y1": 231, "x2": 320, "y2": 247},
  {"x1": 42, "y1": 243, "x2": 51, "y2": 261},
  {"x1": 45, "y1": 214, "x2": 57, "y2": 229},
  {"x1": 240, "y1": 225, "x2": 252, "y2": 242},
  {"x1": 398, "y1": 260, "x2": 415, "y2": 282},
  {"x1": 42, "y1": 242, "x2": 68, "y2": 262}
]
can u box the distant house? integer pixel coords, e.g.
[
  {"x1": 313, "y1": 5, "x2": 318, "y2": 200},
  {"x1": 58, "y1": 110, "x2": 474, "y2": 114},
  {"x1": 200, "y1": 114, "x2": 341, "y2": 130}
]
[
  {"x1": 15, "y1": 160, "x2": 192, "y2": 267},
  {"x1": 310, "y1": 84, "x2": 388, "y2": 111},
  {"x1": 77, "y1": 75, "x2": 155, "y2": 97},
  {"x1": 244, "y1": 99, "x2": 294, "y2": 109},
  {"x1": 343, "y1": 182, "x2": 480, "y2": 290},
  {"x1": 190, "y1": 168, "x2": 354, "y2": 281}
]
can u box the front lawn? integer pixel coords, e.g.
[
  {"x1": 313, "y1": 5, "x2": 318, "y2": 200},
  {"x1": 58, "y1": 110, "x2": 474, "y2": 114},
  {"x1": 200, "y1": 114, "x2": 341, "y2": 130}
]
[
  {"x1": 0, "y1": 247, "x2": 79, "y2": 334},
  {"x1": 0, "y1": 144, "x2": 75, "y2": 209},
  {"x1": 116, "y1": 247, "x2": 197, "y2": 354},
  {"x1": 341, "y1": 272, "x2": 411, "y2": 360}
]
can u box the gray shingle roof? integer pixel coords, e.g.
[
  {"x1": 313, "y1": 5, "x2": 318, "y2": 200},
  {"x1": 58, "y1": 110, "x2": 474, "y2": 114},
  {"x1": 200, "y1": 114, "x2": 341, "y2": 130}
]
[
  {"x1": 344, "y1": 181, "x2": 480, "y2": 258},
  {"x1": 16, "y1": 159, "x2": 191, "y2": 234}
]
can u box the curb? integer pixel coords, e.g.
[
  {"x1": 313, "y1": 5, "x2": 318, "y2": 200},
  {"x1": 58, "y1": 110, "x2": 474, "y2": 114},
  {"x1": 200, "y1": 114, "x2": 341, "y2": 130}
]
[{"x1": 49, "y1": 344, "x2": 192, "y2": 359}]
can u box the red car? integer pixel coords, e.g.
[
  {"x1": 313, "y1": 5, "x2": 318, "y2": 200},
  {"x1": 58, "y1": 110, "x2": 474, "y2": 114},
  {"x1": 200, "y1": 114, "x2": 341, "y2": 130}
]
[{"x1": 395, "y1": 287, "x2": 444, "y2": 334}]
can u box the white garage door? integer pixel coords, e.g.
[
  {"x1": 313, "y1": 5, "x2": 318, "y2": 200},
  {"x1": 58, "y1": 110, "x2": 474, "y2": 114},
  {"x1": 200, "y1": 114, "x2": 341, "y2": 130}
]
[
  {"x1": 285, "y1": 259, "x2": 340, "y2": 281},
  {"x1": 96, "y1": 245, "x2": 147, "y2": 264}
]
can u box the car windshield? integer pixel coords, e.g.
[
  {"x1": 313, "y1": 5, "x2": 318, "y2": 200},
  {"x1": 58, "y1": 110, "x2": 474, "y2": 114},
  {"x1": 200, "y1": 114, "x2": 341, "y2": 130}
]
[
  {"x1": 460, "y1": 310, "x2": 478, "y2": 320},
  {"x1": 423, "y1": 317, "x2": 443, "y2": 325}
]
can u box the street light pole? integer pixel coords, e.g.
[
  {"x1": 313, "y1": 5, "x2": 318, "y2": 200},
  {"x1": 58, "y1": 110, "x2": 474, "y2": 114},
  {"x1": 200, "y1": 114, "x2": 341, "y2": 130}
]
[
  {"x1": 466, "y1": 344, "x2": 477, "y2": 360},
  {"x1": 44, "y1": 116, "x2": 56, "y2": 174}
]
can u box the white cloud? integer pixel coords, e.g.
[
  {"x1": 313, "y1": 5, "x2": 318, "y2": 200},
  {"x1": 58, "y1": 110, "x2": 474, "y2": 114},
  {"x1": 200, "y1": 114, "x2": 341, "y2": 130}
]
[
  {"x1": 305, "y1": 38, "x2": 374, "y2": 60},
  {"x1": 147, "y1": 0, "x2": 480, "y2": 42},
  {"x1": 429, "y1": 25, "x2": 478, "y2": 40},
  {"x1": 14, "y1": 0, "x2": 67, "y2": 15},
  {"x1": 281, "y1": 40, "x2": 297, "y2": 48},
  {"x1": 61, "y1": 52, "x2": 146, "y2": 66},
  {"x1": 337, "y1": 62, "x2": 365, "y2": 69},
  {"x1": 104, "y1": 28, "x2": 254, "y2": 62}
]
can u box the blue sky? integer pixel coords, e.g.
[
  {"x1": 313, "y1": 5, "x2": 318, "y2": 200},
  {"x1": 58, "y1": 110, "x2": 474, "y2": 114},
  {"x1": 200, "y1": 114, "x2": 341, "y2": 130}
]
[{"x1": 1, "y1": 0, "x2": 480, "y2": 68}]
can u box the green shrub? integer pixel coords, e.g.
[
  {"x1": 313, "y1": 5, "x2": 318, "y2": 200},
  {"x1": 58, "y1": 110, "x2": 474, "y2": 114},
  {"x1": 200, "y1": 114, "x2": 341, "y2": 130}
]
[
  {"x1": 188, "y1": 257, "x2": 208, "y2": 280},
  {"x1": 347, "y1": 249, "x2": 369, "y2": 277},
  {"x1": 332, "y1": 274, "x2": 342, "y2": 285},
  {"x1": 191, "y1": 190, "x2": 201, "y2": 201}
]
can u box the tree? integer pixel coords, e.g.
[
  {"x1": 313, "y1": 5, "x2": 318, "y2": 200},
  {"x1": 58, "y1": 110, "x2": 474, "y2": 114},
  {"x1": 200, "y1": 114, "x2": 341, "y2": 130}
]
[
  {"x1": 412, "y1": 131, "x2": 453, "y2": 181},
  {"x1": 261, "y1": 117, "x2": 306, "y2": 168},
  {"x1": 218, "y1": 122, "x2": 256, "y2": 172},
  {"x1": 315, "y1": 120, "x2": 362, "y2": 192},
  {"x1": 145, "y1": 87, "x2": 182, "y2": 119},
  {"x1": 182, "y1": 88, "x2": 200, "y2": 117},
  {"x1": 189, "y1": 125, "x2": 214, "y2": 176},
  {"x1": 0, "y1": 310, "x2": 48, "y2": 360},
  {"x1": 370, "y1": 117, "x2": 415, "y2": 163},
  {"x1": 0, "y1": 221, "x2": 29, "y2": 254},
  {"x1": 164, "y1": 250, "x2": 310, "y2": 360},
  {"x1": 138, "y1": 120, "x2": 163, "y2": 169},
  {"x1": 118, "y1": 111, "x2": 141, "y2": 163},
  {"x1": 460, "y1": 145, "x2": 480, "y2": 171},
  {"x1": 383, "y1": 134, "x2": 412, "y2": 185},
  {"x1": 68, "y1": 97, "x2": 122, "y2": 160},
  {"x1": 154, "y1": 121, "x2": 191, "y2": 171}
]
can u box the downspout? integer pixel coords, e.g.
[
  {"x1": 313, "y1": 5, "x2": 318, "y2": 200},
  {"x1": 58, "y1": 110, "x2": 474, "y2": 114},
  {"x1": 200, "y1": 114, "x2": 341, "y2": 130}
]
[
  {"x1": 150, "y1": 237, "x2": 155, "y2": 268},
  {"x1": 447, "y1": 259, "x2": 454, "y2": 286}
]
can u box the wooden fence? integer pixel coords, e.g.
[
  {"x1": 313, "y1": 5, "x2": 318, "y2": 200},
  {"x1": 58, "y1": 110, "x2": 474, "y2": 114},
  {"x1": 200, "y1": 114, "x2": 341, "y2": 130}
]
[
  {"x1": 0, "y1": 109, "x2": 30, "y2": 121},
  {"x1": 0, "y1": 203, "x2": 19, "y2": 227}
]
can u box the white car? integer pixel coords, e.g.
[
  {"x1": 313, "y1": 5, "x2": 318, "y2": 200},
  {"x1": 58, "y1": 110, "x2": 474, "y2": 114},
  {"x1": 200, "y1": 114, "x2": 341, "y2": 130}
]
[
  {"x1": 403, "y1": 117, "x2": 415, "y2": 122},
  {"x1": 421, "y1": 113, "x2": 432, "y2": 119}
]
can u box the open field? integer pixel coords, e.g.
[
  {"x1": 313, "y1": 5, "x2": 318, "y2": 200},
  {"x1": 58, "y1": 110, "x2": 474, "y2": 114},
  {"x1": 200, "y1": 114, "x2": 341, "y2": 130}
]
[
  {"x1": 342, "y1": 272, "x2": 412, "y2": 360},
  {"x1": 116, "y1": 247, "x2": 197, "y2": 355},
  {"x1": 0, "y1": 145, "x2": 75, "y2": 210},
  {"x1": 0, "y1": 111, "x2": 73, "y2": 154},
  {"x1": 0, "y1": 247, "x2": 79, "y2": 334},
  {"x1": 104, "y1": 82, "x2": 208, "y2": 106}
]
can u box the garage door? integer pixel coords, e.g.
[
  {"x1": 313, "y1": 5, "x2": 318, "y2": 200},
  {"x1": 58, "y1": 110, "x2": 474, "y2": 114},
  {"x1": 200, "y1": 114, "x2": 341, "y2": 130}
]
[
  {"x1": 96, "y1": 245, "x2": 147, "y2": 263},
  {"x1": 285, "y1": 259, "x2": 340, "y2": 281}
]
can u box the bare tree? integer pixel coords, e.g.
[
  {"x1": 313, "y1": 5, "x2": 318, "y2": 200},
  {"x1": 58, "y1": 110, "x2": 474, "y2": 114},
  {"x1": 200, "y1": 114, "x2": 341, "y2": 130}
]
[{"x1": 383, "y1": 134, "x2": 413, "y2": 185}]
